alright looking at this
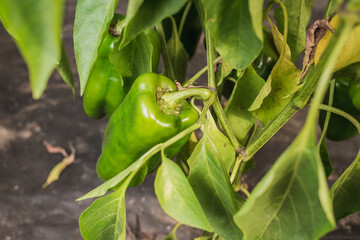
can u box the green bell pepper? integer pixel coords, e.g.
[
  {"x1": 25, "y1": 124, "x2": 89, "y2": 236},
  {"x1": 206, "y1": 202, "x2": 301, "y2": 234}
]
[
  {"x1": 83, "y1": 14, "x2": 126, "y2": 119},
  {"x1": 320, "y1": 76, "x2": 360, "y2": 141},
  {"x1": 96, "y1": 73, "x2": 204, "y2": 186}
]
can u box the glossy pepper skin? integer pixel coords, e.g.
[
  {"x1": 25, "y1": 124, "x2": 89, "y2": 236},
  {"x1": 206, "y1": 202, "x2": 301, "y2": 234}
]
[
  {"x1": 253, "y1": 28, "x2": 278, "y2": 80},
  {"x1": 96, "y1": 73, "x2": 199, "y2": 186},
  {"x1": 319, "y1": 76, "x2": 360, "y2": 141},
  {"x1": 83, "y1": 14, "x2": 126, "y2": 119},
  {"x1": 349, "y1": 79, "x2": 360, "y2": 110}
]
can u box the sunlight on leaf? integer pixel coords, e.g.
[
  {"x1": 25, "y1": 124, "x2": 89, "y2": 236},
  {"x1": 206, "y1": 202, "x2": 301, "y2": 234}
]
[
  {"x1": 79, "y1": 185, "x2": 127, "y2": 240},
  {"x1": 0, "y1": 0, "x2": 64, "y2": 99}
]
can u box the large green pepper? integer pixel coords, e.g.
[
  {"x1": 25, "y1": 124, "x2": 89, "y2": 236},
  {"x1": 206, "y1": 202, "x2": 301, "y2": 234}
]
[
  {"x1": 319, "y1": 76, "x2": 360, "y2": 141},
  {"x1": 83, "y1": 14, "x2": 125, "y2": 119},
  {"x1": 253, "y1": 28, "x2": 279, "y2": 80},
  {"x1": 96, "y1": 73, "x2": 199, "y2": 186}
]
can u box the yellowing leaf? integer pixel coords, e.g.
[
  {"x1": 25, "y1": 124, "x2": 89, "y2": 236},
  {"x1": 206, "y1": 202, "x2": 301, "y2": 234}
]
[{"x1": 315, "y1": 14, "x2": 360, "y2": 71}]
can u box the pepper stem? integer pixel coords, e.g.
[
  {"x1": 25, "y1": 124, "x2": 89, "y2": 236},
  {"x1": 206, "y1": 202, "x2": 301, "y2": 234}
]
[{"x1": 159, "y1": 87, "x2": 215, "y2": 114}]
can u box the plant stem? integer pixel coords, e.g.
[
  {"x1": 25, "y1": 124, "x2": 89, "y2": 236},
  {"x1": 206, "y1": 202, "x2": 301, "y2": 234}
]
[
  {"x1": 178, "y1": 1, "x2": 192, "y2": 38},
  {"x1": 161, "y1": 87, "x2": 215, "y2": 107},
  {"x1": 183, "y1": 56, "x2": 222, "y2": 87},
  {"x1": 230, "y1": 155, "x2": 243, "y2": 183},
  {"x1": 155, "y1": 22, "x2": 175, "y2": 80},
  {"x1": 318, "y1": 80, "x2": 335, "y2": 144},
  {"x1": 202, "y1": 11, "x2": 243, "y2": 153},
  {"x1": 318, "y1": 104, "x2": 360, "y2": 133}
]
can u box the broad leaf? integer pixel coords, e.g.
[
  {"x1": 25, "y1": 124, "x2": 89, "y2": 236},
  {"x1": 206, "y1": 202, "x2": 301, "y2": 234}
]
[
  {"x1": 249, "y1": 20, "x2": 300, "y2": 126},
  {"x1": 234, "y1": 130, "x2": 335, "y2": 240},
  {"x1": 188, "y1": 121, "x2": 243, "y2": 240},
  {"x1": 201, "y1": 0, "x2": 263, "y2": 70},
  {"x1": 155, "y1": 157, "x2": 212, "y2": 231},
  {"x1": 56, "y1": 44, "x2": 75, "y2": 97},
  {"x1": 274, "y1": 0, "x2": 314, "y2": 62},
  {"x1": 79, "y1": 183, "x2": 127, "y2": 240},
  {"x1": 120, "y1": 0, "x2": 188, "y2": 48},
  {"x1": 74, "y1": 0, "x2": 119, "y2": 94},
  {"x1": 110, "y1": 32, "x2": 152, "y2": 93},
  {"x1": 315, "y1": 15, "x2": 360, "y2": 72},
  {"x1": 330, "y1": 150, "x2": 360, "y2": 220},
  {"x1": 206, "y1": 113, "x2": 236, "y2": 172},
  {"x1": 0, "y1": 0, "x2": 64, "y2": 99},
  {"x1": 225, "y1": 66, "x2": 265, "y2": 145},
  {"x1": 165, "y1": 17, "x2": 189, "y2": 82}
]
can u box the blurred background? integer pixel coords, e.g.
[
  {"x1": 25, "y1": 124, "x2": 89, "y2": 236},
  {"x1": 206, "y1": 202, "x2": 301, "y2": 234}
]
[{"x1": 0, "y1": 0, "x2": 359, "y2": 239}]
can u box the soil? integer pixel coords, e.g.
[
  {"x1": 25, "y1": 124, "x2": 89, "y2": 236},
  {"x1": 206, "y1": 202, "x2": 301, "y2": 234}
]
[{"x1": 0, "y1": 0, "x2": 359, "y2": 239}]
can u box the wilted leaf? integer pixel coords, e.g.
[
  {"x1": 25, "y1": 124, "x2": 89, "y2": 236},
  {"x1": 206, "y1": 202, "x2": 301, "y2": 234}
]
[{"x1": 315, "y1": 15, "x2": 360, "y2": 72}]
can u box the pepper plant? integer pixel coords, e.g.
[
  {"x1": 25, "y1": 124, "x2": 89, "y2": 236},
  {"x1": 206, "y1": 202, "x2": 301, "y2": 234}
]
[{"x1": 1, "y1": 0, "x2": 360, "y2": 239}]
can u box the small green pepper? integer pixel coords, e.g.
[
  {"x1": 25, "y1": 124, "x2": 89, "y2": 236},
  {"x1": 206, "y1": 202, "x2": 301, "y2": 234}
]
[
  {"x1": 96, "y1": 73, "x2": 201, "y2": 186},
  {"x1": 349, "y1": 78, "x2": 360, "y2": 110},
  {"x1": 83, "y1": 14, "x2": 126, "y2": 119},
  {"x1": 319, "y1": 76, "x2": 360, "y2": 141}
]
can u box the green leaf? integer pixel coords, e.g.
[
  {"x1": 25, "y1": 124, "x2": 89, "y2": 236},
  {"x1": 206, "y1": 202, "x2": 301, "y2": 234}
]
[
  {"x1": 56, "y1": 43, "x2": 75, "y2": 97},
  {"x1": 234, "y1": 130, "x2": 335, "y2": 240},
  {"x1": 249, "y1": 20, "x2": 300, "y2": 126},
  {"x1": 201, "y1": 0, "x2": 263, "y2": 70},
  {"x1": 219, "y1": 59, "x2": 234, "y2": 86},
  {"x1": 225, "y1": 66, "x2": 265, "y2": 145},
  {"x1": 74, "y1": 0, "x2": 119, "y2": 95},
  {"x1": 110, "y1": 32, "x2": 152, "y2": 93},
  {"x1": 206, "y1": 113, "x2": 236, "y2": 172},
  {"x1": 120, "y1": 0, "x2": 188, "y2": 48},
  {"x1": 318, "y1": 139, "x2": 333, "y2": 177},
  {"x1": 274, "y1": 0, "x2": 314, "y2": 62},
  {"x1": 0, "y1": 0, "x2": 64, "y2": 99},
  {"x1": 165, "y1": 17, "x2": 189, "y2": 82},
  {"x1": 330, "y1": 150, "x2": 360, "y2": 220},
  {"x1": 155, "y1": 157, "x2": 212, "y2": 231},
  {"x1": 188, "y1": 122, "x2": 243, "y2": 240},
  {"x1": 79, "y1": 183, "x2": 127, "y2": 240}
]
